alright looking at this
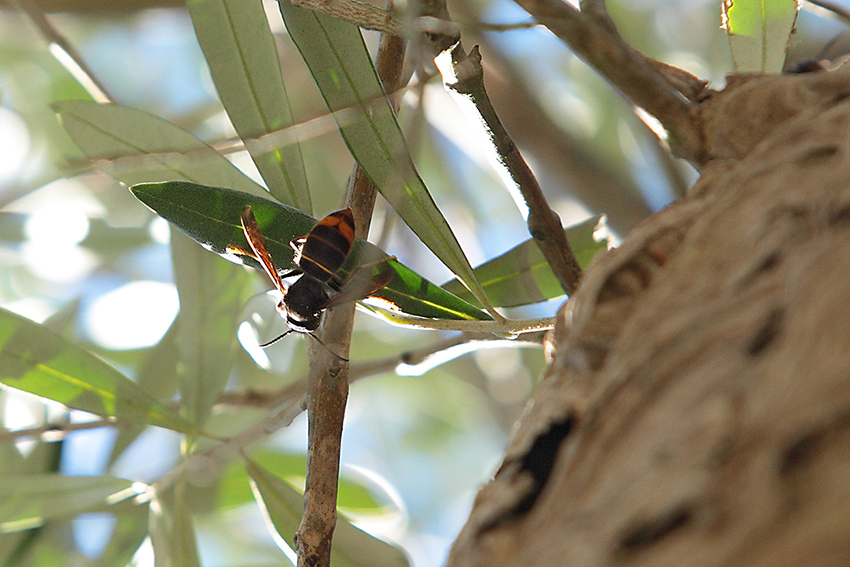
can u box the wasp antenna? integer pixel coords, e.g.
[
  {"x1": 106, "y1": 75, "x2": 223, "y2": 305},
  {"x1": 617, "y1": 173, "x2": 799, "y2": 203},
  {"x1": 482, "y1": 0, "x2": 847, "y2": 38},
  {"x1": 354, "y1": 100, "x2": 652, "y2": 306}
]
[
  {"x1": 259, "y1": 329, "x2": 294, "y2": 348},
  {"x1": 309, "y1": 334, "x2": 349, "y2": 362}
]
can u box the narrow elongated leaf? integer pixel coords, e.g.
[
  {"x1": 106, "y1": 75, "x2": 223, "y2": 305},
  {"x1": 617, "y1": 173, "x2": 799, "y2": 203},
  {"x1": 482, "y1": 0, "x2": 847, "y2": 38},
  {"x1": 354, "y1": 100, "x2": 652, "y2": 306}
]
[
  {"x1": 722, "y1": 0, "x2": 799, "y2": 73},
  {"x1": 0, "y1": 474, "x2": 137, "y2": 532},
  {"x1": 0, "y1": 308, "x2": 197, "y2": 435},
  {"x1": 107, "y1": 319, "x2": 183, "y2": 467},
  {"x1": 130, "y1": 181, "x2": 491, "y2": 321},
  {"x1": 278, "y1": 4, "x2": 494, "y2": 313},
  {"x1": 187, "y1": 0, "x2": 311, "y2": 211},
  {"x1": 53, "y1": 100, "x2": 267, "y2": 196},
  {"x1": 172, "y1": 229, "x2": 250, "y2": 427},
  {"x1": 151, "y1": 478, "x2": 200, "y2": 567},
  {"x1": 109, "y1": 319, "x2": 181, "y2": 465},
  {"x1": 442, "y1": 217, "x2": 606, "y2": 307},
  {"x1": 92, "y1": 498, "x2": 151, "y2": 567},
  {"x1": 218, "y1": 451, "x2": 383, "y2": 511},
  {"x1": 245, "y1": 459, "x2": 410, "y2": 567}
]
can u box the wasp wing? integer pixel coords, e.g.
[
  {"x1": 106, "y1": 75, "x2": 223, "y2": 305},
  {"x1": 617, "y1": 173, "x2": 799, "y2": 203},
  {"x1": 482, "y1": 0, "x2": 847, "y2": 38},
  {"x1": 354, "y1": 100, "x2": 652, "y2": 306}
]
[
  {"x1": 240, "y1": 205, "x2": 287, "y2": 293},
  {"x1": 325, "y1": 259, "x2": 396, "y2": 309}
]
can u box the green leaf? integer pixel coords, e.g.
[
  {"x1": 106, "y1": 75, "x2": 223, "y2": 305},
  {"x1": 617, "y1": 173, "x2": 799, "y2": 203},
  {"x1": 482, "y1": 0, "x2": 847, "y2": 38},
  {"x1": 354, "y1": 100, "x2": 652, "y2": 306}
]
[
  {"x1": 130, "y1": 181, "x2": 491, "y2": 321},
  {"x1": 0, "y1": 307, "x2": 198, "y2": 435},
  {"x1": 109, "y1": 319, "x2": 181, "y2": 465},
  {"x1": 53, "y1": 100, "x2": 268, "y2": 196},
  {"x1": 245, "y1": 459, "x2": 410, "y2": 567},
  {"x1": 722, "y1": 0, "x2": 799, "y2": 73},
  {"x1": 278, "y1": 5, "x2": 494, "y2": 313},
  {"x1": 0, "y1": 474, "x2": 138, "y2": 532},
  {"x1": 92, "y1": 498, "x2": 151, "y2": 567},
  {"x1": 172, "y1": 229, "x2": 250, "y2": 428},
  {"x1": 187, "y1": 0, "x2": 311, "y2": 212},
  {"x1": 218, "y1": 451, "x2": 383, "y2": 512},
  {"x1": 151, "y1": 478, "x2": 200, "y2": 567},
  {"x1": 442, "y1": 217, "x2": 606, "y2": 307}
]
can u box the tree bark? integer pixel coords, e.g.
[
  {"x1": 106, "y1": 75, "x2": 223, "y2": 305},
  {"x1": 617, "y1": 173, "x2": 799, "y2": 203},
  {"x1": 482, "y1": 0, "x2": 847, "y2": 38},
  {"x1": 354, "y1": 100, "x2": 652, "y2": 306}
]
[{"x1": 446, "y1": 65, "x2": 850, "y2": 566}]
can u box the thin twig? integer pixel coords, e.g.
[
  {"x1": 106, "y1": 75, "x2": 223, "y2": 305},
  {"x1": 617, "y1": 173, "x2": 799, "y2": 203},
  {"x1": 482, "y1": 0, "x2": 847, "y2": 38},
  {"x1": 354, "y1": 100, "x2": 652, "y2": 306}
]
[
  {"x1": 220, "y1": 332, "x2": 542, "y2": 408},
  {"x1": 62, "y1": 79, "x2": 422, "y2": 176},
  {"x1": 289, "y1": 0, "x2": 406, "y2": 36},
  {"x1": 366, "y1": 307, "x2": 554, "y2": 334},
  {"x1": 415, "y1": 0, "x2": 585, "y2": 294},
  {"x1": 294, "y1": 23, "x2": 409, "y2": 567},
  {"x1": 0, "y1": 418, "x2": 117, "y2": 443},
  {"x1": 508, "y1": 0, "x2": 705, "y2": 165},
  {"x1": 442, "y1": 46, "x2": 583, "y2": 295},
  {"x1": 13, "y1": 0, "x2": 114, "y2": 103},
  {"x1": 154, "y1": 394, "x2": 308, "y2": 495},
  {"x1": 457, "y1": 19, "x2": 540, "y2": 31}
]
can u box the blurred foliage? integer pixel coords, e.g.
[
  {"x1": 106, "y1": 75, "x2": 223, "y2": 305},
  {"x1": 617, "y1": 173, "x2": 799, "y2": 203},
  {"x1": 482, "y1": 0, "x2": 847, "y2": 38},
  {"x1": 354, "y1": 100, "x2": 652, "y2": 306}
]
[{"x1": 0, "y1": 0, "x2": 843, "y2": 565}]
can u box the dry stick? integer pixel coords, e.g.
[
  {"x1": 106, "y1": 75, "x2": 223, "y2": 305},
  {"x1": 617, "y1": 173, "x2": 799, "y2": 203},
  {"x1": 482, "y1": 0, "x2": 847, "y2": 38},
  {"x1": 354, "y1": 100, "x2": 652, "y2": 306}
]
[
  {"x1": 293, "y1": 29, "x2": 408, "y2": 567},
  {"x1": 510, "y1": 0, "x2": 705, "y2": 166},
  {"x1": 451, "y1": 6, "x2": 653, "y2": 234},
  {"x1": 219, "y1": 331, "x2": 541, "y2": 408},
  {"x1": 155, "y1": 393, "x2": 308, "y2": 495},
  {"x1": 414, "y1": 0, "x2": 583, "y2": 294},
  {"x1": 289, "y1": 0, "x2": 406, "y2": 36},
  {"x1": 0, "y1": 418, "x2": 118, "y2": 443},
  {"x1": 446, "y1": 46, "x2": 583, "y2": 295}
]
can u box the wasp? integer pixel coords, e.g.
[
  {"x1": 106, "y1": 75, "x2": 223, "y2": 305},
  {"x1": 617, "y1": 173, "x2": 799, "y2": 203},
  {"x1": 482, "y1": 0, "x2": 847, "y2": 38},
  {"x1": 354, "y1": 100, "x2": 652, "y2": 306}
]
[{"x1": 239, "y1": 205, "x2": 395, "y2": 360}]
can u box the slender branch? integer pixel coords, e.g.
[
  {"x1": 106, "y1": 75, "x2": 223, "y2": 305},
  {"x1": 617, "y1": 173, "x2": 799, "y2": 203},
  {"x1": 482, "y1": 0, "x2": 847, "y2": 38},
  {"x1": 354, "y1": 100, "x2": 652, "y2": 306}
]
[
  {"x1": 294, "y1": 25, "x2": 408, "y2": 567},
  {"x1": 0, "y1": 418, "x2": 117, "y2": 443},
  {"x1": 220, "y1": 332, "x2": 542, "y2": 408},
  {"x1": 644, "y1": 58, "x2": 709, "y2": 103},
  {"x1": 13, "y1": 0, "x2": 114, "y2": 103},
  {"x1": 508, "y1": 0, "x2": 705, "y2": 165},
  {"x1": 63, "y1": 79, "x2": 422, "y2": 177},
  {"x1": 367, "y1": 307, "x2": 554, "y2": 334},
  {"x1": 415, "y1": 0, "x2": 585, "y2": 294},
  {"x1": 288, "y1": 0, "x2": 406, "y2": 36},
  {"x1": 154, "y1": 394, "x2": 308, "y2": 495},
  {"x1": 458, "y1": 19, "x2": 540, "y2": 31},
  {"x1": 442, "y1": 46, "x2": 583, "y2": 294}
]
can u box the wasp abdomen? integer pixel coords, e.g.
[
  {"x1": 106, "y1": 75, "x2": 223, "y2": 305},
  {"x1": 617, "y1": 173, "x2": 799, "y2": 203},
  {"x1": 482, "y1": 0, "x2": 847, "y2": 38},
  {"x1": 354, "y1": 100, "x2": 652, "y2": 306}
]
[{"x1": 298, "y1": 209, "x2": 355, "y2": 282}]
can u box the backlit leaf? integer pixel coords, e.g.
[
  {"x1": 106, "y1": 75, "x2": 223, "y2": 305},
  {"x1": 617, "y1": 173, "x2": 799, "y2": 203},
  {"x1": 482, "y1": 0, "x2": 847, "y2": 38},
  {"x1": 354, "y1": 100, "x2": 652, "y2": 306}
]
[
  {"x1": 187, "y1": 0, "x2": 311, "y2": 211},
  {"x1": 150, "y1": 478, "x2": 200, "y2": 567},
  {"x1": 171, "y1": 229, "x2": 250, "y2": 428},
  {"x1": 442, "y1": 217, "x2": 607, "y2": 307},
  {"x1": 0, "y1": 474, "x2": 138, "y2": 533},
  {"x1": 0, "y1": 307, "x2": 197, "y2": 435},
  {"x1": 245, "y1": 459, "x2": 410, "y2": 567},
  {"x1": 722, "y1": 0, "x2": 799, "y2": 73},
  {"x1": 53, "y1": 100, "x2": 267, "y2": 196}
]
